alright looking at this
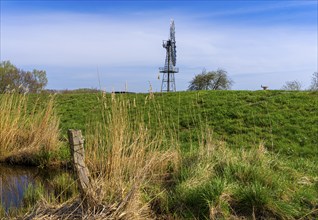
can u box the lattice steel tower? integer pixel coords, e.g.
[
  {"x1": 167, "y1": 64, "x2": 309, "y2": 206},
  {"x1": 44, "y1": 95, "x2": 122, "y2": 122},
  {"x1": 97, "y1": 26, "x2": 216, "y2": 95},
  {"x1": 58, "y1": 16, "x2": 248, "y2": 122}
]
[{"x1": 159, "y1": 20, "x2": 179, "y2": 92}]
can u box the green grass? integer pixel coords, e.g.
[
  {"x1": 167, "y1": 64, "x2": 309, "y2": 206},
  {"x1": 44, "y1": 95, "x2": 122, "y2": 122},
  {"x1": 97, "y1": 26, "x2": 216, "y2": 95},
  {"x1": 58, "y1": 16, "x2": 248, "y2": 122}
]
[
  {"x1": 166, "y1": 136, "x2": 317, "y2": 219},
  {"x1": 52, "y1": 90, "x2": 318, "y2": 158}
]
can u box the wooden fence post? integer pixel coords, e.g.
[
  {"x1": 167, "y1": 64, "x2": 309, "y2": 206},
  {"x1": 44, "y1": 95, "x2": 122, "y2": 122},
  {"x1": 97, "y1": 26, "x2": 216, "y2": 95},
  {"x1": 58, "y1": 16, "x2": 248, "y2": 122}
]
[{"x1": 68, "y1": 129, "x2": 96, "y2": 206}]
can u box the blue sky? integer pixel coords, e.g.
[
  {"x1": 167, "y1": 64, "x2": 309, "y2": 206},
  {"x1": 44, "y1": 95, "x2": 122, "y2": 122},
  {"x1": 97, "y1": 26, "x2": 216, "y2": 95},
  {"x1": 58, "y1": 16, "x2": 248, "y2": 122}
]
[{"x1": 1, "y1": 0, "x2": 317, "y2": 92}]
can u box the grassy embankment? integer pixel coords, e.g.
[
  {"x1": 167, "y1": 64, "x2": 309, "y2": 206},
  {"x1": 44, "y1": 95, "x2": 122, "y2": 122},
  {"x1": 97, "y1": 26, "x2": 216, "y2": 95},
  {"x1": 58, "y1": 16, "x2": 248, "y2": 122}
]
[
  {"x1": 55, "y1": 90, "x2": 318, "y2": 158},
  {"x1": 1, "y1": 90, "x2": 318, "y2": 219}
]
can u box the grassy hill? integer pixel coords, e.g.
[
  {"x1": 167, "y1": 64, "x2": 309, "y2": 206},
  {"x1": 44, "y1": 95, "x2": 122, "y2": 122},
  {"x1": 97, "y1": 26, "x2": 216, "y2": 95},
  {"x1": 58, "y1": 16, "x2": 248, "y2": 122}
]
[{"x1": 54, "y1": 90, "x2": 318, "y2": 158}]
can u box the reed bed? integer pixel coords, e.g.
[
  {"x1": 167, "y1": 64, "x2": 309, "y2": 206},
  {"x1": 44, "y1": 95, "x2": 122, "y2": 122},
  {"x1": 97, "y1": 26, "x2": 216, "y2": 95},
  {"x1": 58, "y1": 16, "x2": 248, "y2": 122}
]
[{"x1": 0, "y1": 93, "x2": 60, "y2": 165}]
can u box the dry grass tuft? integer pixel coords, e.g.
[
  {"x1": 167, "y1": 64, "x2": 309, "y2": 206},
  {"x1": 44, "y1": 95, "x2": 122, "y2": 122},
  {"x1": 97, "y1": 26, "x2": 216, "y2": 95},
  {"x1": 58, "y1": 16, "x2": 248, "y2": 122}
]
[
  {"x1": 0, "y1": 93, "x2": 60, "y2": 164},
  {"x1": 84, "y1": 95, "x2": 180, "y2": 218}
]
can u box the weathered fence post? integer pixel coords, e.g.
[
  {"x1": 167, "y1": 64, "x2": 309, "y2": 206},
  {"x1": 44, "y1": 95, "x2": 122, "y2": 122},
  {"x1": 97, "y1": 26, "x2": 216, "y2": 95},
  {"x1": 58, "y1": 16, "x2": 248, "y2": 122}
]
[{"x1": 68, "y1": 129, "x2": 96, "y2": 207}]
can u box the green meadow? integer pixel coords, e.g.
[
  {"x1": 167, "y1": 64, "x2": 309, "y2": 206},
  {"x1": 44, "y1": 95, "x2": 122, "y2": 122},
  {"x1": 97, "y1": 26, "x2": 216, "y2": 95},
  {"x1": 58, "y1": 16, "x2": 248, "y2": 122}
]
[{"x1": 54, "y1": 90, "x2": 318, "y2": 157}]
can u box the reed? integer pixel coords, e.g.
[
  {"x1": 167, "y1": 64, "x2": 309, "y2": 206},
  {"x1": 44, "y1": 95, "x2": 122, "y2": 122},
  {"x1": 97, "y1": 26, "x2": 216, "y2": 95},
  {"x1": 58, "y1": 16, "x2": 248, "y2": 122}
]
[
  {"x1": 84, "y1": 94, "x2": 180, "y2": 218},
  {"x1": 0, "y1": 93, "x2": 60, "y2": 165}
]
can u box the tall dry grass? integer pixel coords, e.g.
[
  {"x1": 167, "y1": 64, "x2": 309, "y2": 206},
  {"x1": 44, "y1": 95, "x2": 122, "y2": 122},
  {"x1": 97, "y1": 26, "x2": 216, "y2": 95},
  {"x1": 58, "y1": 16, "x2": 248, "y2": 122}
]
[
  {"x1": 83, "y1": 94, "x2": 180, "y2": 218},
  {"x1": 0, "y1": 93, "x2": 60, "y2": 164}
]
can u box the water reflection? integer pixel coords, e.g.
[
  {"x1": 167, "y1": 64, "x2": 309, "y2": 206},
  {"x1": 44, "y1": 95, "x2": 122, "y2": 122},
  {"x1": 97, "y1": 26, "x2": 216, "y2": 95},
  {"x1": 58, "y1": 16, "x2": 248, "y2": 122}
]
[{"x1": 0, "y1": 164, "x2": 65, "y2": 211}]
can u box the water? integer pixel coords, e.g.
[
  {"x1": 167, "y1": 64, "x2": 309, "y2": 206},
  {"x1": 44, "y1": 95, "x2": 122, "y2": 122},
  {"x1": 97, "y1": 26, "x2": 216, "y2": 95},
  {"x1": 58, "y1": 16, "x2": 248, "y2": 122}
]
[{"x1": 0, "y1": 164, "x2": 64, "y2": 212}]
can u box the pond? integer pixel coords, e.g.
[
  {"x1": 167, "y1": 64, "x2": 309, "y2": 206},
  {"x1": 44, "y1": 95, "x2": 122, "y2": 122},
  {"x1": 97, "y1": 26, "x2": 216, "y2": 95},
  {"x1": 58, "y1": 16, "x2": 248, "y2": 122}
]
[{"x1": 0, "y1": 164, "x2": 69, "y2": 212}]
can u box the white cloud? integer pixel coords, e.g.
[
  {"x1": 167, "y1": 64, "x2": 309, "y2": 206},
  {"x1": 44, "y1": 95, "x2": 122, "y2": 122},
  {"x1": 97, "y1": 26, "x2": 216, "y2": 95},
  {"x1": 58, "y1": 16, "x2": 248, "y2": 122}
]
[
  {"x1": 1, "y1": 13, "x2": 165, "y2": 66},
  {"x1": 1, "y1": 10, "x2": 317, "y2": 91}
]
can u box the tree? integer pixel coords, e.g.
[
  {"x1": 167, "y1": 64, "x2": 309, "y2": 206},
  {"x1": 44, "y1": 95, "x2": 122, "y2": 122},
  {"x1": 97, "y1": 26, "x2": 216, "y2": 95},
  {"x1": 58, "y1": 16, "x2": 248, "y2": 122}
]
[
  {"x1": 281, "y1": 80, "x2": 302, "y2": 91},
  {"x1": 309, "y1": 72, "x2": 318, "y2": 91},
  {"x1": 0, "y1": 61, "x2": 20, "y2": 92},
  {"x1": 0, "y1": 61, "x2": 48, "y2": 93},
  {"x1": 188, "y1": 69, "x2": 233, "y2": 91}
]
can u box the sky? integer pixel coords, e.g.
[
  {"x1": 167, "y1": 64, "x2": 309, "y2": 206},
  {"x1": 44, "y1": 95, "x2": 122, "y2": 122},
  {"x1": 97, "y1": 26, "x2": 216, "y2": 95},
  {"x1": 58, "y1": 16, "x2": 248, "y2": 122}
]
[{"x1": 0, "y1": 0, "x2": 317, "y2": 92}]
